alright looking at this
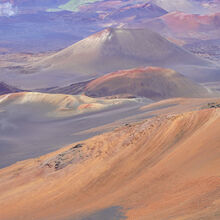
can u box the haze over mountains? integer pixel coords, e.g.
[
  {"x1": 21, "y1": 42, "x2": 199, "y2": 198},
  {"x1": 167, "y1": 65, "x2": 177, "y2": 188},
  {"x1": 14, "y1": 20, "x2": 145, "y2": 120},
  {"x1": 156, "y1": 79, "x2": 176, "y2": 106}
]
[
  {"x1": 0, "y1": 26, "x2": 219, "y2": 90},
  {"x1": 1, "y1": 0, "x2": 220, "y2": 52},
  {"x1": 0, "y1": 1, "x2": 220, "y2": 220},
  {"x1": 103, "y1": 2, "x2": 167, "y2": 22},
  {"x1": 145, "y1": 11, "x2": 220, "y2": 42},
  {"x1": 40, "y1": 27, "x2": 206, "y2": 68},
  {"x1": 25, "y1": 28, "x2": 213, "y2": 88}
]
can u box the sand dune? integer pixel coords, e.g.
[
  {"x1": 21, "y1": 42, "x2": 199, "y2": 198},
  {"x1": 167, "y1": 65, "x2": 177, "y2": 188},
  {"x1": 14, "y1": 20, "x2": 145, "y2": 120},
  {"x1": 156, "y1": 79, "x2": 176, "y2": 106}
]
[
  {"x1": 0, "y1": 106, "x2": 220, "y2": 219},
  {"x1": 84, "y1": 66, "x2": 211, "y2": 100},
  {"x1": 0, "y1": 92, "x2": 136, "y2": 117},
  {"x1": 0, "y1": 91, "x2": 149, "y2": 168}
]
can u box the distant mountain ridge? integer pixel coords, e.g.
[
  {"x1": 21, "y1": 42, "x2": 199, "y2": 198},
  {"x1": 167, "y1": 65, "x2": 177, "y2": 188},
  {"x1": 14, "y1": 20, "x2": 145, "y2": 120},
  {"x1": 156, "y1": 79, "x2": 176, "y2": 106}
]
[
  {"x1": 146, "y1": 11, "x2": 220, "y2": 41},
  {"x1": 105, "y1": 2, "x2": 167, "y2": 20},
  {"x1": 34, "y1": 28, "x2": 209, "y2": 82}
]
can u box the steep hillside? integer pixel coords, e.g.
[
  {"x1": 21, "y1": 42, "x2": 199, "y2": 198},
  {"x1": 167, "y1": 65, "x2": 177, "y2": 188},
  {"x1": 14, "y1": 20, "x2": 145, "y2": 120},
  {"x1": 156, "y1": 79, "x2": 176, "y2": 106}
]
[{"x1": 0, "y1": 108, "x2": 220, "y2": 219}]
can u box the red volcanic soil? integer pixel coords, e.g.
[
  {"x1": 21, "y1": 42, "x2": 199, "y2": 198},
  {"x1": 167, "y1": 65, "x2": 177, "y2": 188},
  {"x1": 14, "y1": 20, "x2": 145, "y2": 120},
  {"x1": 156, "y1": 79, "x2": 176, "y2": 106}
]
[
  {"x1": 161, "y1": 11, "x2": 220, "y2": 32},
  {"x1": 85, "y1": 66, "x2": 210, "y2": 100},
  {"x1": 0, "y1": 107, "x2": 220, "y2": 219},
  {"x1": 145, "y1": 11, "x2": 220, "y2": 43}
]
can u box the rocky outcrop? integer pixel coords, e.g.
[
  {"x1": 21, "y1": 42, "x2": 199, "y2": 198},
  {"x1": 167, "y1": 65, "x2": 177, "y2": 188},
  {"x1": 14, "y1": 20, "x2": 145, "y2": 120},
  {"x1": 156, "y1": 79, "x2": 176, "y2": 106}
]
[{"x1": 43, "y1": 144, "x2": 85, "y2": 170}]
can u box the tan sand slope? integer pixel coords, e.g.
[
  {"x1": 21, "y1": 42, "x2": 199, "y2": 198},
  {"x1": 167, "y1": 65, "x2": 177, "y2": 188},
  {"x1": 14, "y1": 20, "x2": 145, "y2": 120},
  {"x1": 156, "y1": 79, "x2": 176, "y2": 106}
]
[
  {"x1": 85, "y1": 66, "x2": 211, "y2": 100},
  {"x1": 0, "y1": 107, "x2": 220, "y2": 219}
]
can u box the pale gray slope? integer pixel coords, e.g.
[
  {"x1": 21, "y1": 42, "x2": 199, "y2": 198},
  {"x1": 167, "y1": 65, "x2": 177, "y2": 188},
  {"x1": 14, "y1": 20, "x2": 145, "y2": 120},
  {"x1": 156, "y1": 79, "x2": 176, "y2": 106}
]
[{"x1": 38, "y1": 28, "x2": 208, "y2": 75}]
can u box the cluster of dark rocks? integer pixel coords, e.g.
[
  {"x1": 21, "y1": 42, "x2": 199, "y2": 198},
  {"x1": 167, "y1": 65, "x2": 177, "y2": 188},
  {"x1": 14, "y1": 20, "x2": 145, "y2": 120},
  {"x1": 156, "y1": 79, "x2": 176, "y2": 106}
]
[
  {"x1": 207, "y1": 102, "x2": 220, "y2": 109},
  {"x1": 43, "y1": 143, "x2": 84, "y2": 171}
]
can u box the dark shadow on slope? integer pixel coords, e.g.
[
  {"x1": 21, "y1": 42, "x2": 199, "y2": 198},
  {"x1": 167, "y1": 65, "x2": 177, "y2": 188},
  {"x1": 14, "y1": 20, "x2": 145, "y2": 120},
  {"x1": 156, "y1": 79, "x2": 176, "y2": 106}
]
[{"x1": 73, "y1": 206, "x2": 127, "y2": 220}]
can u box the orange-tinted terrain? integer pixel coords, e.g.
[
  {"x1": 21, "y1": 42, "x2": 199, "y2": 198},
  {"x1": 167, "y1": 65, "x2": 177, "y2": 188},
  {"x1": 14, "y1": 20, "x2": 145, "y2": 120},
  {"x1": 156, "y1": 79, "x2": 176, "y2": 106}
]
[
  {"x1": 161, "y1": 11, "x2": 220, "y2": 33},
  {"x1": 85, "y1": 66, "x2": 212, "y2": 99},
  {"x1": 0, "y1": 101, "x2": 220, "y2": 219},
  {"x1": 1, "y1": 1, "x2": 220, "y2": 219}
]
